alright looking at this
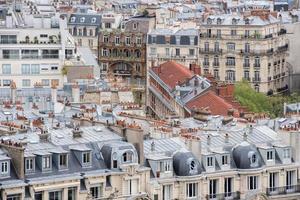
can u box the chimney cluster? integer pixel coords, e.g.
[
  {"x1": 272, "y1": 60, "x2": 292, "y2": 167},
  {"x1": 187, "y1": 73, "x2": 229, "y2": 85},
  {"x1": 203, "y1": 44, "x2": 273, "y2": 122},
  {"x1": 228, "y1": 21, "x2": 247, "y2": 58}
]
[{"x1": 189, "y1": 63, "x2": 201, "y2": 75}]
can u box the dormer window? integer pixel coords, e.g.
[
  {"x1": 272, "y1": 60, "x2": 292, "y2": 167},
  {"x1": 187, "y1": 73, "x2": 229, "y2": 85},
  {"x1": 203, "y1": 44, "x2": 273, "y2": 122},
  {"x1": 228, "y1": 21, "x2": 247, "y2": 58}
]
[
  {"x1": 267, "y1": 150, "x2": 274, "y2": 160},
  {"x1": 82, "y1": 152, "x2": 91, "y2": 165},
  {"x1": 91, "y1": 17, "x2": 96, "y2": 23},
  {"x1": 70, "y1": 17, "x2": 76, "y2": 23},
  {"x1": 42, "y1": 156, "x2": 51, "y2": 170},
  {"x1": 133, "y1": 23, "x2": 138, "y2": 30},
  {"x1": 217, "y1": 18, "x2": 222, "y2": 25},
  {"x1": 232, "y1": 18, "x2": 238, "y2": 25},
  {"x1": 245, "y1": 18, "x2": 250, "y2": 25},
  {"x1": 207, "y1": 156, "x2": 213, "y2": 167},
  {"x1": 80, "y1": 17, "x2": 85, "y2": 23},
  {"x1": 222, "y1": 155, "x2": 228, "y2": 165},
  {"x1": 251, "y1": 154, "x2": 256, "y2": 163},
  {"x1": 284, "y1": 148, "x2": 291, "y2": 158},
  {"x1": 190, "y1": 160, "x2": 195, "y2": 170},
  {"x1": 59, "y1": 154, "x2": 68, "y2": 168},
  {"x1": 207, "y1": 18, "x2": 212, "y2": 24},
  {"x1": 122, "y1": 151, "x2": 133, "y2": 163},
  {"x1": 0, "y1": 161, "x2": 8, "y2": 175},
  {"x1": 25, "y1": 158, "x2": 34, "y2": 172}
]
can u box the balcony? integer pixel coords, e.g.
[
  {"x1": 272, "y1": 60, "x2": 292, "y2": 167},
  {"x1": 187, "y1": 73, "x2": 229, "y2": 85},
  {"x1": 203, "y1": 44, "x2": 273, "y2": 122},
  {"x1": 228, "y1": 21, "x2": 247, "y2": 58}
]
[
  {"x1": 206, "y1": 192, "x2": 240, "y2": 200},
  {"x1": 199, "y1": 48, "x2": 223, "y2": 54},
  {"x1": 203, "y1": 62, "x2": 210, "y2": 68},
  {"x1": 252, "y1": 77, "x2": 261, "y2": 82},
  {"x1": 277, "y1": 44, "x2": 289, "y2": 52},
  {"x1": 213, "y1": 62, "x2": 220, "y2": 67},
  {"x1": 226, "y1": 62, "x2": 235, "y2": 67},
  {"x1": 278, "y1": 28, "x2": 287, "y2": 36},
  {"x1": 253, "y1": 64, "x2": 261, "y2": 68},
  {"x1": 265, "y1": 34, "x2": 273, "y2": 39},
  {"x1": 243, "y1": 63, "x2": 250, "y2": 68},
  {"x1": 266, "y1": 185, "x2": 300, "y2": 196}
]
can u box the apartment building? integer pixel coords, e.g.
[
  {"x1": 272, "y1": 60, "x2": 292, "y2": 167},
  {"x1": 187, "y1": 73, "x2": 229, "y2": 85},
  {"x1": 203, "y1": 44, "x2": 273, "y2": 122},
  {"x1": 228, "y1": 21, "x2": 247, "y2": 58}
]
[
  {"x1": 147, "y1": 28, "x2": 200, "y2": 69},
  {"x1": 145, "y1": 122, "x2": 300, "y2": 200},
  {"x1": 199, "y1": 11, "x2": 289, "y2": 93},
  {"x1": 99, "y1": 16, "x2": 155, "y2": 82},
  {"x1": 0, "y1": 3, "x2": 77, "y2": 89},
  {"x1": 67, "y1": 13, "x2": 101, "y2": 55}
]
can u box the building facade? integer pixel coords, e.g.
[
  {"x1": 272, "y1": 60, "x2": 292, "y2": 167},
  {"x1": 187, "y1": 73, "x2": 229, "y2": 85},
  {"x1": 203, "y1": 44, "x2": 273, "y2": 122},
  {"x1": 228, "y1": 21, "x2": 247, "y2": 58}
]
[
  {"x1": 199, "y1": 11, "x2": 289, "y2": 93},
  {"x1": 99, "y1": 16, "x2": 155, "y2": 82}
]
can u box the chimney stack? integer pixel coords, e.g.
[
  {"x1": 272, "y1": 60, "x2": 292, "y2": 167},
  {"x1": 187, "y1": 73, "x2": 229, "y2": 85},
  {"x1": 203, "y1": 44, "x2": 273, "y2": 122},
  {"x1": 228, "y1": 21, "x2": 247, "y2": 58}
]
[
  {"x1": 10, "y1": 81, "x2": 17, "y2": 104},
  {"x1": 72, "y1": 124, "x2": 83, "y2": 138},
  {"x1": 51, "y1": 81, "x2": 57, "y2": 103},
  {"x1": 125, "y1": 126, "x2": 144, "y2": 164},
  {"x1": 72, "y1": 82, "x2": 80, "y2": 103}
]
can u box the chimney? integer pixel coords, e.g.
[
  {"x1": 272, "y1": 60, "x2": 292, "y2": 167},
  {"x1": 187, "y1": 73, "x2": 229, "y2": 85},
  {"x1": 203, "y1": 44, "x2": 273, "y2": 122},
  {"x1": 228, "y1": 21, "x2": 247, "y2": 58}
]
[
  {"x1": 224, "y1": 133, "x2": 229, "y2": 144},
  {"x1": 207, "y1": 135, "x2": 211, "y2": 146},
  {"x1": 249, "y1": 124, "x2": 253, "y2": 134},
  {"x1": 10, "y1": 81, "x2": 17, "y2": 104},
  {"x1": 72, "y1": 82, "x2": 80, "y2": 103},
  {"x1": 243, "y1": 131, "x2": 247, "y2": 141},
  {"x1": 151, "y1": 141, "x2": 155, "y2": 152},
  {"x1": 0, "y1": 140, "x2": 25, "y2": 179},
  {"x1": 51, "y1": 82, "x2": 57, "y2": 103},
  {"x1": 187, "y1": 137, "x2": 201, "y2": 160},
  {"x1": 39, "y1": 128, "x2": 50, "y2": 142},
  {"x1": 125, "y1": 126, "x2": 144, "y2": 164},
  {"x1": 72, "y1": 124, "x2": 83, "y2": 138}
]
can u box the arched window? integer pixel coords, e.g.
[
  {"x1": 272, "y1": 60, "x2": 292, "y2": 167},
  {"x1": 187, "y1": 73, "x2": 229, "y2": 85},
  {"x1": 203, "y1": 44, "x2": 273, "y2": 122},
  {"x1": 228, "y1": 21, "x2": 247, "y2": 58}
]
[{"x1": 122, "y1": 151, "x2": 133, "y2": 163}]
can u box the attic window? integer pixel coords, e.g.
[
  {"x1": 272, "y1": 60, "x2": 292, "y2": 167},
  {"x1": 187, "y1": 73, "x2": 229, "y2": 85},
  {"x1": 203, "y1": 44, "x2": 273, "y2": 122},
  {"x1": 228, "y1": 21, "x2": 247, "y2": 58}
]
[
  {"x1": 82, "y1": 152, "x2": 91, "y2": 165},
  {"x1": 190, "y1": 160, "x2": 195, "y2": 170},
  {"x1": 245, "y1": 18, "x2": 250, "y2": 25},
  {"x1": 70, "y1": 17, "x2": 76, "y2": 22},
  {"x1": 222, "y1": 155, "x2": 228, "y2": 165},
  {"x1": 267, "y1": 150, "x2": 273, "y2": 160},
  {"x1": 217, "y1": 18, "x2": 222, "y2": 24},
  {"x1": 122, "y1": 151, "x2": 133, "y2": 163},
  {"x1": 0, "y1": 161, "x2": 8, "y2": 175},
  {"x1": 91, "y1": 17, "x2": 96, "y2": 23},
  {"x1": 133, "y1": 23, "x2": 138, "y2": 30},
  {"x1": 207, "y1": 156, "x2": 213, "y2": 167},
  {"x1": 232, "y1": 18, "x2": 238, "y2": 25},
  {"x1": 284, "y1": 148, "x2": 291, "y2": 158},
  {"x1": 207, "y1": 18, "x2": 212, "y2": 24},
  {"x1": 251, "y1": 154, "x2": 256, "y2": 164},
  {"x1": 80, "y1": 17, "x2": 85, "y2": 23}
]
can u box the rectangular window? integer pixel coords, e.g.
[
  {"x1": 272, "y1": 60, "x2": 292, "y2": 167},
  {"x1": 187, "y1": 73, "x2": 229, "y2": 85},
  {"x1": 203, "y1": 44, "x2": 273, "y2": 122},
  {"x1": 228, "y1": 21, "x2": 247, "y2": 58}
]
[
  {"x1": 222, "y1": 155, "x2": 228, "y2": 165},
  {"x1": 136, "y1": 37, "x2": 142, "y2": 45},
  {"x1": 163, "y1": 185, "x2": 172, "y2": 200},
  {"x1": 231, "y1": 30, "x2": 237, "y2": 36},
  {"x1": 227, "y1": 43, "x2": 235, "y2": 51},
  {"x1": 207, "y1": 157, "x2": 213, "y2": 167},
  {"x1": 189, "y1": 49, "x2": 195, "y2": 56},
  {"x1": 0, "y1": 35, "x2": 17, "y2": 44},
  {"x1": 68, "y1": 187, "x2": 77, "y2": 200},
  {"x1": 175, "y1": 48, "x2": 180, "y2": 56},
  {"x1": 21, "y1": 49, "x2": 39, "y2": 59},
  {"x1": 125, "y1": 37, "x2": 131, "y2": 45},
  {"x1": 42, "y1": 49, "x2": 59, "y2": 59},
  {"x1": 115, "y1": 36, "x2": 120, "y2": 44},
  {"x1": 21, "y1": 64, "x2": 31, "y2": 74},
  {"x1": 42, "y1": 156, "x2": 51, "y2": 169},
  {"x1": 3, "y1": 80, "x2": 11, "y2": 87},
  {"x1": 204, "y1": 42, "x2": 209, "y2": 51},
  {"x1": 6, "y1": 194, "x2": 21, "y2": 200},
  {"x1": 224, "y1": 177, "x2": 233, "y2": 197},
  {"x1": 59, "y1": 154, "x2": 68, "y2": 168},
  {"x1": 103, "y1": 36, "x2": 109, "y2": 43},
  {"x1": 209, "y1": 179, "x2": 218, "y2": 199},
  {"x1": 248, "y1": 176, "x2": 258, "y2": 190},
  {"x1": 269, "y1": 172, "x2": 278, "y2": 191},
  {"x1": 25, "y1": 158, "x2": 34, "y2": 172},
  {"x1": 49, "y1": 191, "x2": 62, "y2": 200},
  {"x1": 1, "y1": 161, "x2": 8, "y2": 174},
  {"x1": 2, "y1": 64, "x2": 11, "y2": 74},
  {"x1": 226, "y1": 57, "x2": 236, "y2": 66},
  {"x1": 286, "y1": 170, "x2": 295, "y2": 188},
  {"x1": 90, "y1": 185, "x2": 103, "y2": 198},
  {"x1": 2, "y1": 49, "x2": 19, "y2": 59},
  {"x1": 186, "y1": 183, "x2": 198, "y2": 198},
  {"x1": 284, "y1": 148, "x2": 291, "y2": 158},
  {"x1": 105, "y1": 23, "x2": 111, "y2": 28},
  {"x1": 267, "y1": 150, "x2": 273, "y2": 160},
  {"x1": 150, "y1": 47, "x2": 156, "y2": 55},
  {"x1": 42, "y1": 79, "x2": 50, "y2": 86},
  {"x1": 165, "y1": 48, "x2": 170, "y2": 56},
  {"x1": 31, "y1": 64, "x2": 40, "y2": 74},
  {"x1": 22, "y1": 79, "x2": 31, "y2": 87},
  {"x1": 82, "y1": 152, "x2": 91, "y2": 165},
  {"x1": 34, "y1": 192, "x2": 43, "y2": 200}
]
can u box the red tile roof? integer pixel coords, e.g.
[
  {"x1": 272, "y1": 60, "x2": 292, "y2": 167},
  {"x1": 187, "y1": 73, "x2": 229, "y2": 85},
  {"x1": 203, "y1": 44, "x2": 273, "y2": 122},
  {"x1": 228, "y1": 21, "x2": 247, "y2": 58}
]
[
  {"x1": 152, "y1": 61, "x2": 193, "y2": 89},
  {"x1": 186, "y1": 90, "x2": 234, "y2": 116}
]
